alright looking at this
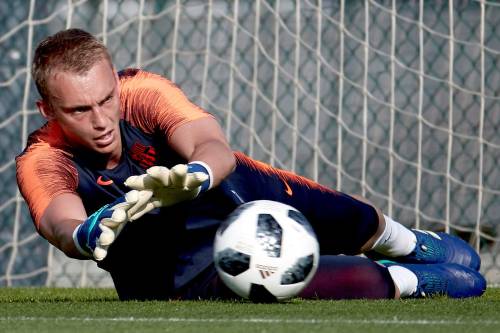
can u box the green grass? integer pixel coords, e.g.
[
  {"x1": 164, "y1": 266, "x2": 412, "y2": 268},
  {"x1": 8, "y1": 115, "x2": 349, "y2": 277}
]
[{"x1": 1, "y1": 288, "x2": 500, "y2": 333}]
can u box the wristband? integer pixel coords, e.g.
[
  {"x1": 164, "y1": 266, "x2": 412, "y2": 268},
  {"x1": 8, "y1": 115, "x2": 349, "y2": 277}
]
[
  {"x1": 188, "y1": 161, "x2": 213, "y2": 193},
  {"x1": 72, "y1": 202, "x2": 113, "y2": 258},
  {"x1": 72, "y1": 224, "x2": 93, "y2": 257}
]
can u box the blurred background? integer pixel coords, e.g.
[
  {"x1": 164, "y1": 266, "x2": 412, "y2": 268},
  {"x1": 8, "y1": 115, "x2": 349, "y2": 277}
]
[{"x1": 0, "y1": 0, "x2": 499, "y2": 287}]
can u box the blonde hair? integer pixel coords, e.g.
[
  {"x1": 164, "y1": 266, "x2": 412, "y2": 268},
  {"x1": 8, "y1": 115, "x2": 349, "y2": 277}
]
[{"x1": 32, "y1": 28, "x2": 112, "y2": 100}]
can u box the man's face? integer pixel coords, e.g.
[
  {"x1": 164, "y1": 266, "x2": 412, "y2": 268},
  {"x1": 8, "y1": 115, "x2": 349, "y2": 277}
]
[{"x1": 41, "y1": 59, "x2": 121, "y2": 159}]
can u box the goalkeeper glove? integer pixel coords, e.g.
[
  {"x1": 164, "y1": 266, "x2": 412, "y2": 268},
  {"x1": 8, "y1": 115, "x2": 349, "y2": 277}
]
[
  {"x1": 72, "y1": 190, "x2": 153, "y2": 260},
  {"x1": 124, "y1": 161, "x2": 212, "y2": 214}
]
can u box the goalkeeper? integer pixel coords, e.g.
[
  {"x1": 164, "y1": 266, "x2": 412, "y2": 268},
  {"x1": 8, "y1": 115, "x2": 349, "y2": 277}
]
[{"x1": 17, "y1": 28, "x2": 485, "y2": 301}]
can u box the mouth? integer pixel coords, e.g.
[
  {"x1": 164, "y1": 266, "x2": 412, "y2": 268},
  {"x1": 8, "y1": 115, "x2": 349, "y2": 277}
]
[{"x1": 94, "y1": 130, "x2": 114, "y2": 147}]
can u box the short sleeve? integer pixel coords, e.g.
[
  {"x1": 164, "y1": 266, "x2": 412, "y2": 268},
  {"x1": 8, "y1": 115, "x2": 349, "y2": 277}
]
[
  {"x1": 119, "y1": 69, "x2": 213, "y2": 141},
  {"x1": 16, "y1": 141, "x2": 78, "y2": 229}
]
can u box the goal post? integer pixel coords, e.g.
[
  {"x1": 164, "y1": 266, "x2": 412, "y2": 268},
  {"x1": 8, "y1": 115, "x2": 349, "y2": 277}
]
[{"x1": 0, "y1": 0, "x2": 498, "y2": 287}]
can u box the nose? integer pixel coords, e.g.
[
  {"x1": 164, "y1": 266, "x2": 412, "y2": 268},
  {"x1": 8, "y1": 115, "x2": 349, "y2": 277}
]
[{"x1": 91, "y1": 107, "x2": 107, "y2": 129}]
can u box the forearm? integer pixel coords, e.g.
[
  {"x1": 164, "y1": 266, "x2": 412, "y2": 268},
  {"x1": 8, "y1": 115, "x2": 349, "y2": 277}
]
[
  {"x1": 39, "y1": 218, "x2": 86, "y2": 259},
  {"x1": 168, "y1": 117, "x2": 236, "y2": 188},
  {"x1": 39, "y1": 192, "x2": 143, "y2": 261},
  {"x1": 187, "y1": 138, "x2": 235, "y2": 187}
]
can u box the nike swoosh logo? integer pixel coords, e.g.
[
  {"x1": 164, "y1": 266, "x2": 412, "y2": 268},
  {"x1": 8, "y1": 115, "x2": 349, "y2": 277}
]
[
  {"x1": 97, "y1": 176, "x2": 114, "y2": 186},
  {"x1": 284, "y1": 180, "x2": 293, "y2": 196}
]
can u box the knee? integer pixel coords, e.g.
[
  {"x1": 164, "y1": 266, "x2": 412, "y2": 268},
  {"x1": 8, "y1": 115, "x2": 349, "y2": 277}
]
[{"x1": 350, "y1": 195, "x2": 385, "y2": 252}]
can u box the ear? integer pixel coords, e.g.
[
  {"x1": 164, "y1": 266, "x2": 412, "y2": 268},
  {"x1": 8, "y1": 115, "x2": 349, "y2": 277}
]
[{"x1": 36, "y1": 99, "x2": 54, "y2": 121}]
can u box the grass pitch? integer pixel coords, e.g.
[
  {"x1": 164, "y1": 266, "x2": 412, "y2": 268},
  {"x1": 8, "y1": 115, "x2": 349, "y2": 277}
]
[{"x1": 1, "y1": 288, "x2": 499, "y2": 333}]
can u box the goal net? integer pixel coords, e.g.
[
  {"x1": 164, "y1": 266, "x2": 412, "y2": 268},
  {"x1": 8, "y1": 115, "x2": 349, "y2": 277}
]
[{"x1": 0, "y1": 0, "x2": 499, "y2": 287}]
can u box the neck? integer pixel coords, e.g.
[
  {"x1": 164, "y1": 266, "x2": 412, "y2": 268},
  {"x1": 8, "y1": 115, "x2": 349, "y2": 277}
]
[
  {"x1": 70, "y1": 139, "x2": 123, "y2": 170},
  {"x1": 106, "y1": 145, "x2": 122, "y2": 169},
  {"x1": 106, "y1": 141, "x2": 122, "y2": 169}
]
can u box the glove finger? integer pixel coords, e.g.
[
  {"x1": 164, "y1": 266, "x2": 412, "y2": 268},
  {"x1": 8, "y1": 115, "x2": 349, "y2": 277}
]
[
  {"x1": 122, "y1": 189, "x2": 149, "y2": 209},
  {"x1": 123, "y1": 175, "x2": 144, "y2": 190},
  {"x1": 108, "y1": 190, "x2": 140, "y2": 211},
  {"x1": 93, "y1": 246, "x2": 107, "y2": 261},
  {"x1": 102, "y1": 191, "x2": 140, "y2": 227},
  {"x1": 124, "y1": 174, "x2": 161, "y2": 190},
  {"x1": 147, "y1": 166, "x2": 172, "y2": 186},
  {"x1": 124, "y1": 189, "x2": 140, "y2": 203},
  {"x1": 148, "y1": 188, "x2": 198, "y2": 209},
  {"x1": 126, "y1": 190, "x2": 154, "y2": 218},
  {"x1": 185, "y1": 172, "x2": 209, "y2": 189},
  {"x1": 170, "y1": 164, "x2": 189, "y2": 188},
  {"x1": 129, "y1": 202, "x2": 156, "y2": 221},
  {"x1": 98, "y1": 224, "x2": 115, "y2": 246},
  {"x1": 101, "y1": 213, "x2": 125, "y2": 228}
]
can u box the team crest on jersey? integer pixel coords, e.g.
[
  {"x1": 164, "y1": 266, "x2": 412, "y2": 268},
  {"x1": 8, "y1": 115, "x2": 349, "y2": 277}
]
[{"x1": 130, "y1": 142, "x2": 157, "y2": 169}]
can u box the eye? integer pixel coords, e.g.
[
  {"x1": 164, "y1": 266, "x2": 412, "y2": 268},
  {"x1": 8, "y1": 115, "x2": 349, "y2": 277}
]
[
  {"x1": 72, "y1": 106, "x2": 90, "y2": 113},
  {"x1": 100, "y1": 94, "x2": 114, "y2": 106}
]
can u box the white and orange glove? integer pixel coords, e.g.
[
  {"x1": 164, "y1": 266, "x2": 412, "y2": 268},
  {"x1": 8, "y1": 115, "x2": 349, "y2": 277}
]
[{"x1": 124, "y1": 162, "x2": 212, "y2": 215}]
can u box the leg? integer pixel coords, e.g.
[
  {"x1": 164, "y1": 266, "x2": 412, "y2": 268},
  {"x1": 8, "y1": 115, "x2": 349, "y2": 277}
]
[
  {"x1": 191, "y1": 255, "x2": 396, "y2": 300},
  {"x1": 220, "y1": 154, "x2": 384, "y2": 255},
  {"x1": 299, "y1": 255, "x2": 396, "y2": 299},
  {"x1": 299, "y1": 256, "x2": 486, "y2": 299},
  {"x1": 221, "y1": 154, "x2": 480, "y2": 270},
  {"x1": 180, "y1": 256, "x2": 485, "y2": 300}
]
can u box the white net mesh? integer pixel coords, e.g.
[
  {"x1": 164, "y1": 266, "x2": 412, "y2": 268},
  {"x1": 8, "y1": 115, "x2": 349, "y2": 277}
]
[{"x1": 0, "y1": 0, "x2": 499, "y2": 287}]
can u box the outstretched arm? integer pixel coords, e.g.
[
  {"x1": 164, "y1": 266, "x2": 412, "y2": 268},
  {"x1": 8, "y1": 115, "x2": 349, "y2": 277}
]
[
  {"x1": 124, "y1": 116, "x2": 235, "y2": 213},
  {"x1": 168, "y1": 116, "x2": 235, "y2": 187},
  {"x1": 120, "y1": 70, "x2": 235, "y2": 186}
]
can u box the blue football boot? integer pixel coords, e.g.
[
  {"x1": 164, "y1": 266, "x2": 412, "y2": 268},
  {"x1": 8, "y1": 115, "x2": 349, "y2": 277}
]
[
  {"x1": 380, "y1": 261, "x2": 486, "y2": 298},
  {"x1": 369, "y1": 230, "x2": 481, "y2": 270}
]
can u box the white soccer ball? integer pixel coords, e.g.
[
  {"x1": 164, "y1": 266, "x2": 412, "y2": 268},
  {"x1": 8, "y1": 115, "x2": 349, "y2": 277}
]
[{"x1": 213, "y1": 200, "x2": 320, "y2": 302}]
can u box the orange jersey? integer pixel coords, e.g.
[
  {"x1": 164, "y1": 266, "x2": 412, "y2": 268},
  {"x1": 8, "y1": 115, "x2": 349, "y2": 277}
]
[
  {"x1": 118, "y1": 69, "x2": 211, "y2": 141},
  {"x1": 16, "y1": 69, "x2": 212, "y2": 229}
]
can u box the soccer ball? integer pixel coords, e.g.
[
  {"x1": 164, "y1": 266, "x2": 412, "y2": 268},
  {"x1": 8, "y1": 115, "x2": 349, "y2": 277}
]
[{"x1": 213, "y1": 200, "x2": 320, "y2": 302}]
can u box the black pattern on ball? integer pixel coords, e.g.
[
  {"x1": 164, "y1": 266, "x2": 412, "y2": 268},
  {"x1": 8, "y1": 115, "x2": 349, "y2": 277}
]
[
  {"x1": 216, "y1": 248, "x2": 251, "y2": 276},
  {"x1": 249, "y1": 283, "x2": 278, "y2": 303},
  {"x1": 287, "y1": 209, "x2": 316, "y2": 237},
  {"x1": 256, "y1": 214, "x2": 282, "y2": 257},
  {"x1": 280, "y1": 254, "x2": 315, "y2": 285}
]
